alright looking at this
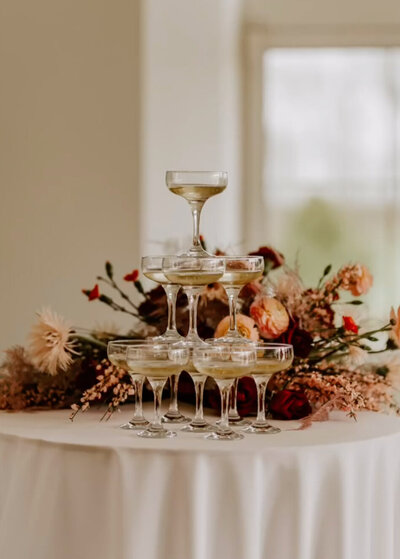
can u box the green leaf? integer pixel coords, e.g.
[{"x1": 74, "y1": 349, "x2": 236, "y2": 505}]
[
  {"x1": 348, "y1": 300, "x2": 363, "y2": 305},
  {"x1": 99, "y1": 294, "x2": 113, "y2": 305},
  {"x1": 387, "y1": 338, "x2": 399, "y2": 350},
  {"x1": 367, "y1": 336, "x2": 378, "y2": 342},
  {"x1": 134, "y1": 280, "x2": 145, "y2": 296},
  {"x1": 105, "y1": 261, "x2": 113, "y2": 280},
  {"x1": 376, "y1": 366, "x2": 389, "y2": 377},
  {"x1": 323, "y1": 264, "x2": 332, "y2": 277}
]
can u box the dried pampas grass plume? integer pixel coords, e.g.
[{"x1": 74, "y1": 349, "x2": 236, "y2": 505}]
[{"x1": 28, "y1": 308, "x2": 79, "y2": 375}]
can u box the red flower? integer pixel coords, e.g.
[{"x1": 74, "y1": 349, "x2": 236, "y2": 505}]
[
  {"x1": 124, "y1": 269, "x2": 139, "y2": 282},
  {"x1": 343, "y1": 316, "x2": 359, "y2": 334},
  {"x1": 82, "y1": 284, "x2": 100, "y2": 301},
  {"x1": 269, "y1": 389, "x2": 312, "y2": 420}
]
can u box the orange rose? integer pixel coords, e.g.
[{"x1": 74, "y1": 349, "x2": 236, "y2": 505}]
[
  {"x1": 214, "y1": 314, "x2": 259, "y2": 341},
  {"x1": 250, "y1": 296, "x2": 289, "y2": 339}
]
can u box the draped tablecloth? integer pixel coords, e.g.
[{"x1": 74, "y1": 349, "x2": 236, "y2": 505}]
[{"x1": 1, "y1": 405, "x2": 400, "y2": 559}]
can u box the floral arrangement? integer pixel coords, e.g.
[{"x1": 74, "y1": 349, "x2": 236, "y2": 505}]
[{"x1": 1, "y1": 245, "x2": 400, "y2": 423}]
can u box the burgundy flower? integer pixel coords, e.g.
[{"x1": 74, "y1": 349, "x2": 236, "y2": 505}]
[
  {"x1": 269, "y1": 389, "x2": 312, "y2": 420},
  {"x1": 236, "y1": 377, "x2": 258, "y2": 416},
  {"x1": 282, "y1": 326, "x2": 313, "y2": 358},
  {"x1": 249, "y1": 246, "x2": 285, "y2": 270},
  {"x1": 207, "y1": 377, "x2": 257, "y2": 417}
]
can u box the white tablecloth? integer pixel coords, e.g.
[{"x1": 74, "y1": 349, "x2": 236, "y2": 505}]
[{"x1": 1, "y1": 404, "x2": 400, "y2": 559}]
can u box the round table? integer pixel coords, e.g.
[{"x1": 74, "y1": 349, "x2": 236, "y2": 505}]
[{"x1": 1, "y1": 404, "x2": 400, "y2": 559}]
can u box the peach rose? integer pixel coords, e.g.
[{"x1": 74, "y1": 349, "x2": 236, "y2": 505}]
[
  {"x1": 339, "y1": 264, "x2": 373, "y2": 296},
  {"x1": 390, "y1": 307, "x2": 400, "y2": 347},
  {"x1": 214, "y1": 314, "x2": 259, "y2": 341},
  {"x1": 250, "y1": 296, "x2": 289, "y2": 339}
]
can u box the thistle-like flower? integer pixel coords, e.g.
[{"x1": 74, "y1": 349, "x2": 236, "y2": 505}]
[{"x1": 28, "y1": 308, "x2": 79, "y2": 375}]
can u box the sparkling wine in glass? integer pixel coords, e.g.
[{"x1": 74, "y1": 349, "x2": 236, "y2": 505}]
[
  {"x1": 243, "y1": 343, "x2": 294, "y2": 435},
  {"x1": 166, "y1": 171, "x2": 227, "y2": 257},
  {"x1": 193, "y1": 342, "x2": 256, "y2": 440},
  {"x1": 126, "y1": 343, "x2": 189, "y2": 439},
  {"x1": 215, "y1": 256, "x2": 264, "y2": 426},
  {"x1": 142, "y1": 256, "x2": 189, "y2": 424},
  {"x1": 107, "y1": 340, "x2": 149, "y2": 430},
  {"x1": 163, "y1": 256, "x2": 225, "y2": 432}
]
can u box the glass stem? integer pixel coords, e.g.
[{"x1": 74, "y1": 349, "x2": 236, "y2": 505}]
[
  {"x1": 255, "y1": 377, "x2": 268, "y2": 423},
  {"x1": 193, "y1": 378, "x2": 206, "y2": 422},
  {"x1": 150, "y1": 380, "x2": 166, "y2": 428},
  {"x1": 225, "y1": 286, "x2": 240, "y2": 334},
  {"x1": 164, "y1": 284, "x2": 180, "y2": 334},
  {"x1": 184, "y1": 286, "x2": 202, "y2": 339},
  {"x1": 229, "y1": 378, "x2": 240, "y2": 416},
  {"x1": 168, "y1": 373, "x2": 180, "y2": 413},
  {"x1": 219, "y1": 381, "x2": 233, "y2": 432},
  {"x1": 132, "y1": 376, "x2": 144, "y2": 419},
  {"x1": 189, "y1": 201, "x2": 204, "y2": 250}
]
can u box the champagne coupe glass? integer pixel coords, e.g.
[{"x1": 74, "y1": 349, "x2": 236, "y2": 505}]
[
  {"x1": 142, "y1": 256, "x2": 183, "y2": 342},
  {"x1": 166, "y1": 171, "x2": 228, "y2": 257},
  {"x1": 243, "y1": 343, "x2": 294, "y2": 434},
  {"x1": 215, "y1": 255, "x2": 264, "y2": 426},
  {"x1": 107, "y1": 340, "x2": 149, "y2": 430},
  {"x1": 163, "y1": 255, "x2": 225, "y2": 432},
  {"x1": 142, "y1": 256, "x2": 189, "y2": 424},
  {"x1": 126, "y1": 342, "x2": 189, "y2": 439},
  {"x1": 193, "y1": 342, "x2": 256, "y2": 440}
]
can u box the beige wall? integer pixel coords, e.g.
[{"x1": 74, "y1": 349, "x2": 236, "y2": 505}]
[
  {"x1": 0, "y1": 0, "x2": 141, "y2": 350},
  {"x1": 140, "y1": 0, "x2": 243, "y2": 257},
  {"x1": 244, "y1": 0, "x2": 400, "y2": 25}
]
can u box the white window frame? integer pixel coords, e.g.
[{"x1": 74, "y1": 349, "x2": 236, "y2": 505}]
[{"x1": 242, "y1": 23, "x2": 400, "y2": 249}]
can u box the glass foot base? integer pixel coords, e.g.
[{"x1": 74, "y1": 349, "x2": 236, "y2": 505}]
[
  {"x1": 162, "y1": 413, "x2": 191, "y2": 424},
  {"x1": 217, "y1": 417, "x2": 251, "y2": 427},
  {"x1": 206, "y1": 430, "x2": 244, "y2": 441},
  {"x1": 120, "y1": 419, "x2": 149, "y2": 430},
  {"x1": 179, "y1": 247, "x2": 212, "y2": 258},
  {"x1": 242, "y1": 423, "x2": 280, "y2": 435},
  {"x1": 137, "y1": 428, "x2": 177, "y2": 439},
  {"x1": 181, "y1": 421, "x2": 213, "y2": 433}
]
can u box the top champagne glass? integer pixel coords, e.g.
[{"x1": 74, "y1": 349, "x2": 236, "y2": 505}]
[{"x1": 166, "y1": 171, "x2": 228, "y2": 257}]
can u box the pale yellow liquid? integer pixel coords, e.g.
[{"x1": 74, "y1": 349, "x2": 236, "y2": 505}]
[
  {"x1": 169, "y1": 184, "x2": 226, "y2": 202},
  {"x1": 195, "y1": 362, "x2": 254, "y2": 381},
  {"x1": 109, "y1": 355, "x2": 128, "y2": 370},
  {"x1": 128, "y1": 361, "x2": 182, "y2": 380},
  {"x1": 164, "y1": 270, "x2": 223, "y2": 286},
  {"x1": 251, "y1": 359, "x2": 293, "y2": 377},
  {"x1": 143, "y1": 270, "x2": 168, "y2": 284},
  {"x1": 220, "y1": 269, "x2": 262, "y2": 287},
  {"x1": 184, "y1": 358, "x2": 205, "y2": 378}
]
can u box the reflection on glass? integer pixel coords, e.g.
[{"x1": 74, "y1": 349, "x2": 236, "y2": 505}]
[
  {"x1": 107, "y1": 340, "x2": 149, "y2": 430},
  {"x1": 193, "y1": 343, "x2": 256, "y2": 440},
  {"x1": 126, "y1": 343, "x2": 189, "y2": 439},
  {"x1": 166, "y1": 171, "x2": 227, "y2": 257}
]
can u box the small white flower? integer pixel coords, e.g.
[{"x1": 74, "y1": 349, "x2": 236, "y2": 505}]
[
  {"x1": 347, "y1": 345, "x2": 368, "y2": 368},
  {"x1": 28, "y1": 308, "x2": 79, "y2": 375}
]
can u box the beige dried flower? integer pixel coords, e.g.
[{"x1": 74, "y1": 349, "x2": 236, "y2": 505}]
[{"x1": 28, "y1": 308, "x2": 79, "y2": 375}]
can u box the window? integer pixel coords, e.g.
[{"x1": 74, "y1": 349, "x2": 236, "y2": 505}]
[{"x1": 261, "y1": 48, "x2": 400, "y2": 317}]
